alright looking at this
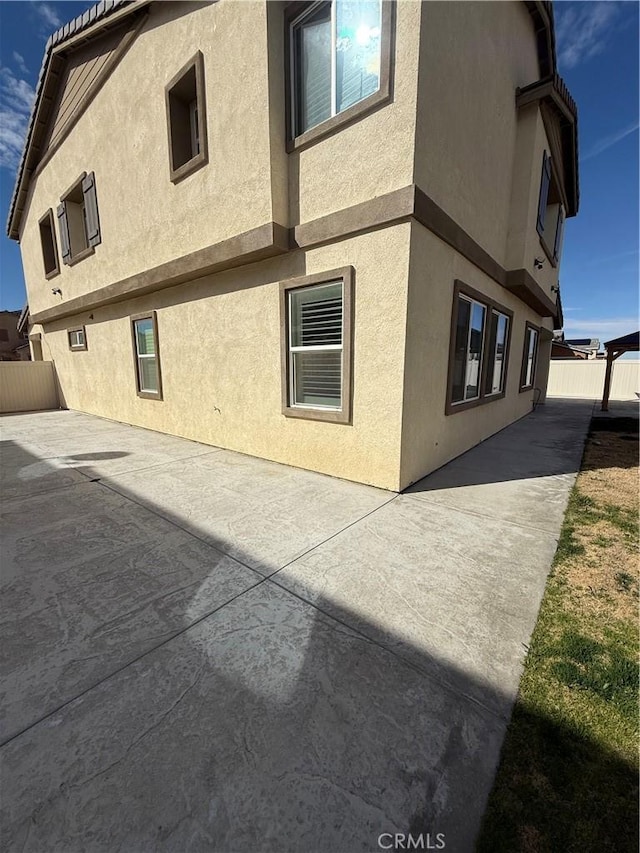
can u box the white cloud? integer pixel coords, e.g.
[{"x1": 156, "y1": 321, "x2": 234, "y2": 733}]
[
  {"x1": 35, "y1": 2, "x2": 63, "y2": 33},
  {"x1": 12, "y1": 52, "x2": 29, "y2": 75},
  {"x1": 0, "y1": 67, "x2": 35, "y2": 173},
  {"x1": 556, "y1": 2, "x2": 621, "y2": 69},
  {"x1": 582, "y1": 120, "x2": 639, "y2": 161},
  {"x1": 562, "y1": 317, "x2": 640, "y2": 344}
]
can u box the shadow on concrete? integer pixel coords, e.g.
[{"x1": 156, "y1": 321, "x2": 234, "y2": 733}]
[{"x1": 0, "y1": 427, "x2": 637, "y2": 852}]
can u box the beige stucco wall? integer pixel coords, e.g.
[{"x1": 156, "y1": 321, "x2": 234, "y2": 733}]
[
  {"x1": 413, "y1": 1, "x2": 541, "y2": 268},
  {"x1": 20, "y1": 0, "x2": 424, "y2": 319},
  {"x1": 21, "y1": 0, "x2": 276, "y2": 317},
  {"x1": 290, "y1": 0, "x2": 421, "y2": 225},
  {"x1": 39, "y1": 225, "x2": 412, "y2": 491},
  {"x1": 399, "y1": 221, "x2": 549, "y2": 490},
  {"x1": 506, "y1": 104, "x2": 565, "y2": 307}
]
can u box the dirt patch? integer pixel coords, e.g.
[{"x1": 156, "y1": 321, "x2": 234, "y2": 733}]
[{"x1": 565, "y1": 429, "x2": 639, "y2": 623}]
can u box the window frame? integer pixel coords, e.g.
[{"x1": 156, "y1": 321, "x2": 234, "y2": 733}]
[
  {"x1": 445, "y1": 281, "x2": 513, "y2": 415},
  {"x1": 285, "y1": 0, "x2": 395, "y2": 152},
  {"x1": 130, "y1": 311, "x2": 163, "y2": 401},
  {"x1": 165, "y1": 51, "x2": 208, "y2": 184},
  {"x1": 38, "y1": 209, "x2": 60, "y2": 280},
  {"x1": 280, "y1": 266, "x2": 354, "y2": 424},
  {"x1": 67, "y1": 326, "x2": 87, "y2": 351},
  {"x1": 519, "y1": 322, "x2": 540, "y2": 392},
  {"x1": 60, "y1": 173, "x2": 95, "y2": 266}
]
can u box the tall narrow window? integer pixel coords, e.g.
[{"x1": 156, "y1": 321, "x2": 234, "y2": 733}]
[
  {"x1": 131, "y1": 313, "x2": 163, "y2": 400},
  {"x1": 447, "y1": 282, "x2": 513, "y2": 414},
  {"x1": 289, "y1": 0, "x2": 392, "y2": 146},
  {"x1": 39, "y1": 209, "x2": 60, "y2": 279},
  {"x1": 281, "y1": 268, "x2": 353, "y2": 423},
  {"x1": 485, "y1": 311, "x2": 510, "y2": 396},
  {"x1": 520, "y1": 324, "x2": 539, "y2": 391},
  {"x1": 536, "y1": 151, "x2": 551, "y2": 235},
  {"x1": 451, "y1": 295, "x2": 486, "y2": 404},
  {"x1": 165, "y1": 52, "x2": 208, "y2": 182}
]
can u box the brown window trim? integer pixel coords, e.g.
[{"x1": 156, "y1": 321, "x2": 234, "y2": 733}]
[
  {"x1": 39, "y1": 209, "x2": 60, "y2": 279},
  {"x1": 519, "y1": 321, "x2": 540, "y2": 392},
  {"x1": 67, "y1": 246, "x2": 95, "y2": 267},
  {"x1": 165, "y1": 51, "x2": 208, "y2": 184},
  {"x1": 130, "y1": 311, "x2": 164, "y2": 401},
  {"x1": 285, "y1": 1, "x2": 395, "y2": 153},
  {"x1": 68, "y1": 326, "x2": 87, "y2": 351},
  {"x1": 60, "y1": 172, "x2": 95, "y2": 266},
  {"x1": 280, "y1": 266, "x2": 354, "y2": 424},
  {"x1": 445, "y1": 280, "x2": 514, "y2": 416}
]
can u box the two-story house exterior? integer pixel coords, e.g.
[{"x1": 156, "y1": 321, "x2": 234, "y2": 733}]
[{"x1": 7, "y1": 0, "x2": 578, "y2": 491}]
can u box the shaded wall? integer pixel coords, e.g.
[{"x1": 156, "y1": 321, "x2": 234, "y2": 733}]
[{"x1": 0, "y1": 362, "x2": 60, "y2": 413}]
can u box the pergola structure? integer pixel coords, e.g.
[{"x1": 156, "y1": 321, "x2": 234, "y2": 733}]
[{"x1": 601, "y1": 331, "x2": 640, "y2": 411}]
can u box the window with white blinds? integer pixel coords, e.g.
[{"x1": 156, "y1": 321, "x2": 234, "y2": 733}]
[
  {"x1": 289, "y1": 281, "x2": 344, "y2": 409},
  {"x1": 291, "y1": 0, "x2": 382, "y2": 137}
]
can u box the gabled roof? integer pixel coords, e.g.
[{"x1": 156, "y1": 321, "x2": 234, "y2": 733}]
[
  {"x1": 6, "y1": 0, "x2": 149, "y2": 240},
  {"x1": 604, "y1": 332, "x2": 640, "y2": 351}
]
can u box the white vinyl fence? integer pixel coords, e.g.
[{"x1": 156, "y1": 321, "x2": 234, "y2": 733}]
[
  {"x1": 547, "y1": 360, "x2": 640, "y2": 400},
  {"x1": 0, "y1": 361, "x2": 61, "y2": 413}
]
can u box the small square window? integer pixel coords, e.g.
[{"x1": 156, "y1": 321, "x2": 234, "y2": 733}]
[
  {"x1": 165, "y1": 51, "x2": 208, "y2": 183},
  {"x1": 39, "y1": 209, "x2": 60, "y2": 279},
  {"x1": 68, "y1": 327, "x2": 87, "y2": 351}
]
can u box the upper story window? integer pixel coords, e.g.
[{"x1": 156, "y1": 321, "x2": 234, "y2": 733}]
[
  {"x1": 287, "y1": 0, "x2": 393, "y2": 150},
  {"x1": 38, "y1": 209, "x2": 60, "y2": 279},
  {"x1": 446, "y1": 282, "x2": 513, "y2": 414},
  {"x1": 57, "y1": 171, "x2": 101, "y2": 266},
  {"x1": 165, "y1": 51, "x2": 208, "y2": 183},
  {"x1": 280, "y1": 267, "x2": 354, "y2": 424},
  {"x1": 536, "y1": 152, "x2": 565, "y2": 265}
]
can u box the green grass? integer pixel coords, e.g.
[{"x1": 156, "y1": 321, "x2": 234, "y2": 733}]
[{"x1": 477, "y1": 440, "x2": 639, "y2": 853}]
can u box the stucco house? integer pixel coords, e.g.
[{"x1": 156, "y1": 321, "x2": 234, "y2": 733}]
[{"x1": 7, "y1": 0, "x2": 578, "y2": 491}]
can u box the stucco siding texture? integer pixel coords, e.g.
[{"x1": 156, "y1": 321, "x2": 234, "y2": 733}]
[
  {"x1": 40, "y1": 225, "x2": 411, "y2": 491},
  {"x1": 399, "y1": 222, "x2": 548, "y2": 490},
  {"x1": 291, "y1": 0, "x2": 421, "y2": 226},
  {"x1": 414, "y1": 0, "x2": 540, "y2": 269},
  {"x1": 21, "y1": 0, "x2": 275, "y2": 316}
]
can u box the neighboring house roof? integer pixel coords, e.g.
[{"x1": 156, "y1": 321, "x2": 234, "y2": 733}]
[
  {"x1": 6, "y1": 0, "x2": 150, "y2": 240},
  {"x1": 604, "y1": 332, "x2": 640, "y2": 351},
  {"x1": 17, "y1": 303, "x2": 30, "y2": 334},
  {"x1": 551, "y1": 341, "x2": 589, "y2": 359},
  {"x1": 566, "y1": 338, "x2": 600, "y2": 348},
  {"x1": 6, "y1": 0, "x2": 573, "y2": 240}
]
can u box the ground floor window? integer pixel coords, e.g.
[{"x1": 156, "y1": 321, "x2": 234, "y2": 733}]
[
  {"x1": 68, "y1": 326, "x2": 86, "y2": 351},
  {"x1": 520, "y1": 323, "x2": 539, "y2": 391},
  {"x1": 131, "y1": 312, "x2": 163, "y2": 400},
  {"x1": 280, "y1": 267, "x2": 353, "y2": 424},
  {"x1": 446, "y1": 281, "x2": 512, "y2": 414}
]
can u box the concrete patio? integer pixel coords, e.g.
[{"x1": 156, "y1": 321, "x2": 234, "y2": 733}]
[{"x1": 0, "y1": 400, "x2": 593, "y2": 852}]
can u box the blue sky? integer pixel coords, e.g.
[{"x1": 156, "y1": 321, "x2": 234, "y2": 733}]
[{"x1": 0, "y1": 0, "x2": 638, "y2": 349}]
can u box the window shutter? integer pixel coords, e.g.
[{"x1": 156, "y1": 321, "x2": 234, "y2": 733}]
[
  {"x1": 57, "y1": 202, "x2": 71, "y2": 264},
  {"x1": 536, "y1": 152, "x2": 551, "y2": 233},
  {"x1": 82, "y1": 171, "x2": 101, "y2": 247},
  {"x1": 553, "y1": 206, "x2": 565, "y2": 261}
]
